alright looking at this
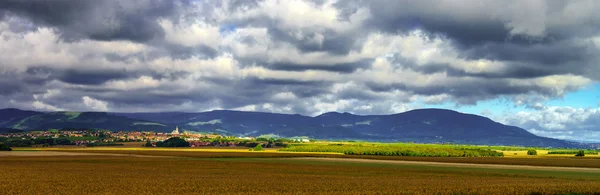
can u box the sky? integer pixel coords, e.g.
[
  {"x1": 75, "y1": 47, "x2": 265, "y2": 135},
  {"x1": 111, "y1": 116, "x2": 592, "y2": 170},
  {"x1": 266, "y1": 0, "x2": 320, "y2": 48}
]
[{"x1": 0, "y1": 0, "x2": 599, "y2": 142}]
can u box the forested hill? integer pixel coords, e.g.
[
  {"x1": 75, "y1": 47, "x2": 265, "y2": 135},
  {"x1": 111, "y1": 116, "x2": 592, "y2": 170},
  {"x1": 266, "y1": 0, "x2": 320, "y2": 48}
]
[{"x1": 0, "y1": 108, "x2": 582, "y2": 148}]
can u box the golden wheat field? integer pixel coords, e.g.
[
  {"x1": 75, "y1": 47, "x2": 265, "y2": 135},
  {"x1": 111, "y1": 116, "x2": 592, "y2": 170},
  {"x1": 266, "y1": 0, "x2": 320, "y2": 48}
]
[{"x1": 1, "y1": 153, "x2": 600, "y2": 195}]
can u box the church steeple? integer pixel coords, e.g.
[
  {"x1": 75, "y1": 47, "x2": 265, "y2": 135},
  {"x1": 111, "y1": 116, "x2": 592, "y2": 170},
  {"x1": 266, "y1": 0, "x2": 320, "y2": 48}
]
[{"x1": 172, "y1": 126, "x2": 180, "y2": 134}]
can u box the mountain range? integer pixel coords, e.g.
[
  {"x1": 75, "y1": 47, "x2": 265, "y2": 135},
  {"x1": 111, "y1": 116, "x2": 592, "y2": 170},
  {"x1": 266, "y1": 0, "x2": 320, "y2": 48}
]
[{"x1": 0, "y1": 108, "x2": 585, "y2": 148}]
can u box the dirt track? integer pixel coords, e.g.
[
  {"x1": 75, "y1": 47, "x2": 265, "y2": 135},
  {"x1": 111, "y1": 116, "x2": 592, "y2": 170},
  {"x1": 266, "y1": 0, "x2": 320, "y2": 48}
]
[{"x1": 296, "y1": 157, "x2": 600, "y2": 173}]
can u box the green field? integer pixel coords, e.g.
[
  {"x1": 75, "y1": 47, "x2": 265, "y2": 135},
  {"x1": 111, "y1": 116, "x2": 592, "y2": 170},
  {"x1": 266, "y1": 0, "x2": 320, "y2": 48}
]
[
  {"x1": 548, "y1": 150, "x2": 599, "y2": 155},
  {"x1": 280, "y1": 142, "x2": 504, "y2": 157}
]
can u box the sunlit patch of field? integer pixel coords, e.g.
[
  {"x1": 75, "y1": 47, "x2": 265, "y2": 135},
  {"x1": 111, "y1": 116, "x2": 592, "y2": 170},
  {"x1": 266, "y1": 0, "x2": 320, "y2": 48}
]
[
  {"x1": 501, "y1": 150, "x2": 600, "y2": 158},
  {"x1": 501, "y1": 150, "x2": 548, "y2": 157},
  {"x1": 1, "y1": 156, "x2": 600, "y2": 194}
]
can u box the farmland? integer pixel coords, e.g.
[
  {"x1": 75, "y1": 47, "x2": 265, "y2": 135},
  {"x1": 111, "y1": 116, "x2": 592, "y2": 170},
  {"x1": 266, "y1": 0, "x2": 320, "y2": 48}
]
[
  {"x1": 548, "y1": 150, "x2": 599, "y2": 155},
  {"x1": 279, "y1": 142, "x2": 600, "y2": 158},
  {"x1": 1, "y1": 154, "x2": 600, "y2": 194},
  {"x1": 280, "y1": 143, "x2": 504, "y2": 157},
  {"x1": 3, "y1": 142, "x2": 600, "y2": 194},
  {"x1": 16, "y1": 148, "x2": 593, "y2": 168}
]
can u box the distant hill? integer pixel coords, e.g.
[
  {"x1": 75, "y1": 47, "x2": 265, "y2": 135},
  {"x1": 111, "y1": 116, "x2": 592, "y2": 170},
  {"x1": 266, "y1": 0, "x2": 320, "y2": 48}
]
[
  {"x1": 0, "y1": 110, "x2": 171, "y2": 132},
  {"x1": 0, "y1": 108, "x2": 41, "y2": 127},
  {"x1": 0, "y1": 108, "x2": 585, "y2": 148},
  {"x1": 0, "y1": 127, "x2": 23, "y2": 133},
  {"x1": 117, "y1": 109, "x2": 579, "y2": 148}
]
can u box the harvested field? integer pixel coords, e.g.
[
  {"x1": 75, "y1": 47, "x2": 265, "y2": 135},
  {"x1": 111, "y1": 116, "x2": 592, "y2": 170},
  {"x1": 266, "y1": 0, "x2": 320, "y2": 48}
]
[
  {"x1": 41, "y1": 148, "x2": 600, "y2": 168},
  {"x1": 1, "y1": 156, "x2": 600, "y2": 195},
  {"x1": 299, "y1": 157, "x2": 600, "y2": 173},
  {"x1": 336, "y1": 155, "x2": 600, "y2": 169}
]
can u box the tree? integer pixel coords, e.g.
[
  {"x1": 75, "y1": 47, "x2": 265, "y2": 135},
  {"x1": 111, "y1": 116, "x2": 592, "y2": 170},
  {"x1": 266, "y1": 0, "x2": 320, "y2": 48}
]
[
  {"x1": 143, "y1": 141, "x2": 153, "y2": 147},
  {"x1": 256, "y1": 137, "x2": 268, "y2": 142},
  {"x1": 527, "y1": 149, "x2": 537, "y2": 156},
  {"x1": 157, "y1": 137, "x2": 189, "y2": 147},
  {"x1": 254, "y1": 144, "x2": 264, "y2": 151},
  {"x1": 55, "y1": 138, "x2": 73, "y2": 145},
  {"x1": 575, "y1": 150, "x2": 585, "y2": 157},
  {"x1": 0, "y1": 143, "x2": 12, "y2": 151}
]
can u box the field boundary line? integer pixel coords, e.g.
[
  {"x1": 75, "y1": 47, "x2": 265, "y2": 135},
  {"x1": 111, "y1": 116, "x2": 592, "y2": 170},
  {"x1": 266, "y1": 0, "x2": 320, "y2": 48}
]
[{"x1": 295, "y1": 157, "x2": 600, "y2": 173}]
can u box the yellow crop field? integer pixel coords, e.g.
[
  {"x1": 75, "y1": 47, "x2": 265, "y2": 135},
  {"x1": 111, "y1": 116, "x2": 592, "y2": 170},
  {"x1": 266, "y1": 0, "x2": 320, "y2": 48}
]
[
  {"x1": 1, "y1": 155, "x2": 600, "y2": 194},
  {"x1": 501, "y1": 150, "x2": 600, "y2": 158}
]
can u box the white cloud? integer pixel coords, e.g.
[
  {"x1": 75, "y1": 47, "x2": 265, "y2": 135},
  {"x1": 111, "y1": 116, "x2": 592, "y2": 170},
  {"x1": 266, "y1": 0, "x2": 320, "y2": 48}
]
[
  {"x1": 228, "y1": 0, "x2": 369, "y2": 33},
  {"x1": 32, "y1": 101, "x2": 61, "y2": 111},
  {"x1": 104, "y1": 76, "x2": 161, "y2": 91},
  {"x1": 82, "y1": 96, "x2": 108, "y2": 111},
  {"x1": 272, "y1": 92, "x2": 297, "y2": 101},
  {"x1": 500, "y1": 106, "x2": 600, "y2": 141},
  {"x1": 421, "y1": 94, "x2": 451, "y2": 104},
  {"x1": 235, "y1": 104, "x2": 257, "y2": 112},
  {"x1": 159, "y1": 19, "x2": 221, "y2": 48}
]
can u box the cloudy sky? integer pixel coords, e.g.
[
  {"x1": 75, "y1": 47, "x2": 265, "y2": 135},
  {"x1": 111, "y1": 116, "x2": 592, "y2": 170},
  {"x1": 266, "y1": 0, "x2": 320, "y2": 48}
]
[{"x1": 1, "y1": 0, "x2": 599, "y2": 141}]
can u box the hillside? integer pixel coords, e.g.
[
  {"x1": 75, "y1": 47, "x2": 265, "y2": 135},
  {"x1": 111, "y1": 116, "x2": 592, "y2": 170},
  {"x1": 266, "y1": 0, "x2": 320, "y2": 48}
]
[
  {"x1": 0, "y1": 111, "x2": 171, "y2": 132},
  {"x1": 0, "y1": 108, "x2": 582, "y2": 147},
  {"x1": 117, "y1": 109, "x2": 578, "y2": 148},
  {"x1": 0, "y1": 108, "x2": 41, "y2": 127}
]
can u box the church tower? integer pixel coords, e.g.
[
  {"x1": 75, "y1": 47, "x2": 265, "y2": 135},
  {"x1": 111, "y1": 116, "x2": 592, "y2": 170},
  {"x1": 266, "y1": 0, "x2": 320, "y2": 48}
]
[{"x1": 172, "y1": 126, "x2": 180, "y2": 134}]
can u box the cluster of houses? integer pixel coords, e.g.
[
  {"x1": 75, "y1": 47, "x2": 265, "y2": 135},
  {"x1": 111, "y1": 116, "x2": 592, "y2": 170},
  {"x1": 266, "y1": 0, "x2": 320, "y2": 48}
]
[
  {"x1": 0, "y1": 130, "x2": 97, "y2": 140},
  {"x1": 1, "y1": 126, "x2": 312, "y2": 147}
]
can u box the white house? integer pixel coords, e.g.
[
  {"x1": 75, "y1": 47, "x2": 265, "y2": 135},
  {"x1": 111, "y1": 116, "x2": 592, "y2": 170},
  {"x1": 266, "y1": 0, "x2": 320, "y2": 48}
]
[{"x1": 290, "y1": 136, "x2": 310, "y2": 142}]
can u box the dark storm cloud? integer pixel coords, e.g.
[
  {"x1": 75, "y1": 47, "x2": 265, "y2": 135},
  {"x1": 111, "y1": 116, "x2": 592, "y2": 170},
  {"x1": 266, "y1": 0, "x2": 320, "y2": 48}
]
[
  {"x1": 100, "y1": 90, "x2": 209, "y2": 106},
  {"x1": 461, "y1": 41, "x2": 595, "y2": 68},
  {"x1": 365, "y1": 76, "x2": 580, "y2": 105},
  {"x1": 267, "y1": 28, "x2": 361, "y2": 55},
  {"x1": 58, "y1": 69, "x2": 132, "y2": 85},
  {"x1": 235, "y1": 77, "x2": 332, "y2": 99},
  {"x1": 0, "y1": 77, "x2": 24, "y2": 95},
  {"x1": 268, "y1": 59, "x2": 372, "y2": 73},
  {"x1": 359, "y1": 0, "x2": 558, "y2": 48},
  {"x1": 389, "y1": 58, "x2": 565, "y2": 80},
  {"x1": 164, "y1": 44, "x2": 219, "y2": 59},
  {"x1": 385, "y1": 53, "x2": 554, "y2": 79},
  {"x1": 25, "y1": 66, "x2": 134, "y2": 85},
  {"x1": 246, "y1": 77, "x2": 329, "y2": 86},
  {"x1": 363, "y1": 3, "x2": 504, "y2": 46},
  {"x1": 0, "y1": 0, "x2": 187, "y2": 42}
]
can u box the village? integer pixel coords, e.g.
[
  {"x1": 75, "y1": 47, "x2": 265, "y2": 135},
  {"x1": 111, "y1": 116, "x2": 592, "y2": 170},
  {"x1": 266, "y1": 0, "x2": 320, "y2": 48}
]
[{"x1": 0, "y1": 126, "x2": 311, "y2": 148}]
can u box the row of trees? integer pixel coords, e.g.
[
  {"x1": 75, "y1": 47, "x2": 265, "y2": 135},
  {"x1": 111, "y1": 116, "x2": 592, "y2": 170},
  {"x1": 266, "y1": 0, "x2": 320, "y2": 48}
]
[
  {"x1": 2, "y1": 138, "x2": 76, "y2": 147},
  {"x1": 145, "y1": 137, "x2": 287, "y2": 148},
  {"x1": 0, "y1": 142, "x2": 11, "y2": 151}
]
